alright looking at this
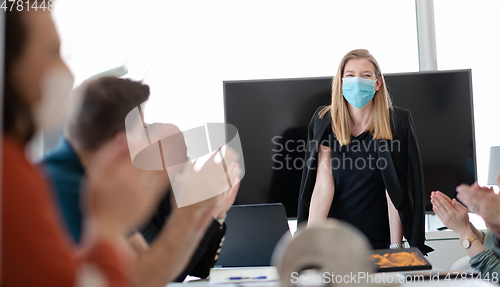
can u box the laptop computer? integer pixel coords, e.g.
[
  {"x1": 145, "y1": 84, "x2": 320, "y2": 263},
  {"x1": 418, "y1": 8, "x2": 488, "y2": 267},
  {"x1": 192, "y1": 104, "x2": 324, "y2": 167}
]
[{"x1": 215, "y1": 203, "x2": 291, "y2": 267}]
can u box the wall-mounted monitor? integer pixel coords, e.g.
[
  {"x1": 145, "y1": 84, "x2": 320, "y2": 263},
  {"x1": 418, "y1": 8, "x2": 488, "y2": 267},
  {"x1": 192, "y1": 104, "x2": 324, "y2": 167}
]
[{"x1": 224, "y1": 70, "x2": 475, "y2": 216}]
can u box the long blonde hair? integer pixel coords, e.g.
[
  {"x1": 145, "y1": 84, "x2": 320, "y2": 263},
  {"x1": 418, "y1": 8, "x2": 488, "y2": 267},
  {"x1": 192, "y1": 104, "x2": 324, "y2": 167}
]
[{"x1": 319, "y1": 49, "x2": 393, "y2": 146}]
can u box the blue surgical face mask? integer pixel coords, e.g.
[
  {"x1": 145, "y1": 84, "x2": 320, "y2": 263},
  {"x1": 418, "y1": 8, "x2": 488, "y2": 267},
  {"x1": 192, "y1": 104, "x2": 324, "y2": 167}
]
[{"x1": 342, "y1": 77, "x2": 376, "y2": 109}]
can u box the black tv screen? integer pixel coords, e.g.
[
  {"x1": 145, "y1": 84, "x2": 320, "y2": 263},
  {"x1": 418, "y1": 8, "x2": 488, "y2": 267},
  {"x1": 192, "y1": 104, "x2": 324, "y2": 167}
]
[{"x1": 224, "y1": 70, "x2": 475, "y2": 216}]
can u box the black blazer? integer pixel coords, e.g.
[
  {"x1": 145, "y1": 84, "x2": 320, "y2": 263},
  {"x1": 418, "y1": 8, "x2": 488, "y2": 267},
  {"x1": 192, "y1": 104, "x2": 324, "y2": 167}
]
[
  {"x1": 141, "y1": 190, "x2": 226, "y2": 282},
  {"x1": 298, "y1": 106, "x2": 433, "y2": 255}
]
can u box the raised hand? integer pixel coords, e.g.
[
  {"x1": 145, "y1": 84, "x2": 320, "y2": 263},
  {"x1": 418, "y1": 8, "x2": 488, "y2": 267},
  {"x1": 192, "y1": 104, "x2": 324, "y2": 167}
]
[
  {"x1": 171, "y1": 148, "x2": 241, "y2": 228},
  {"x1": 431, "y1": 190, "x2": 471, "y2": 237},
  {"x1": 84, "y1": 134, "x2": 170, "y2": 241}
]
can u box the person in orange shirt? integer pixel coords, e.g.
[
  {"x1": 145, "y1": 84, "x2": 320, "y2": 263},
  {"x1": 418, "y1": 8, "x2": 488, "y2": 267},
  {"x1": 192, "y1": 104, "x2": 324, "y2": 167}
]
[{"x1": 2, "y1": 8, "x2": 240, "y2": 287}]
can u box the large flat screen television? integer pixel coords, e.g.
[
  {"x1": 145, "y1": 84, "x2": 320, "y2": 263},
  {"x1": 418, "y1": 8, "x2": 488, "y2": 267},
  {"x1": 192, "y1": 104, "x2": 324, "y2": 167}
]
[{"x1": 224, "y1": 69, "x2": 475, "y2": 216}]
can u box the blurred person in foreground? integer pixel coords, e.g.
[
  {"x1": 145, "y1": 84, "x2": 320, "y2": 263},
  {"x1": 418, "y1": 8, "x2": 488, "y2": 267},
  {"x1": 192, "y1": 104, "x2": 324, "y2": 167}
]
[
  {"x1": 2, "y1": 8, "x2": 239, "y2": 287},
  {"x1": 41, "y1": 77, "x2": 239, "y2": 284}
]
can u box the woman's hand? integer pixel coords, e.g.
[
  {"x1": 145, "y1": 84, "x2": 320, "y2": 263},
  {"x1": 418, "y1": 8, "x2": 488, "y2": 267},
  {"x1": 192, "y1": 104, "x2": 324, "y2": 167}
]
[
  {"x1": 456, "y1": 181, "x2": 500, "y2": 233},
  {"x1": 431, "y1": 190, "x2": 471, "y2": 237}
]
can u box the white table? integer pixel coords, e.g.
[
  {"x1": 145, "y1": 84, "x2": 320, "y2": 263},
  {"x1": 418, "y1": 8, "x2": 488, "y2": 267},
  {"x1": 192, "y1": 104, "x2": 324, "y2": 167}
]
[
  {"x1": 168, "y1": 279, "x2": 497, "y2": 286},
  {"x1": 169, "y1": 271, "x2": 499, "y2": 287}
]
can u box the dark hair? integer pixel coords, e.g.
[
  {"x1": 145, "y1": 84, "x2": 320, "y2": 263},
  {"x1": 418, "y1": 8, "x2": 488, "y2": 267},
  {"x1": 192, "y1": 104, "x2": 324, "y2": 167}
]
[
  {"x1": 3, "y1": 10, "x2": 36, "y2": 141},
  {"x1": 66, "y1": 77, "x2": 150, "y2": 151}
]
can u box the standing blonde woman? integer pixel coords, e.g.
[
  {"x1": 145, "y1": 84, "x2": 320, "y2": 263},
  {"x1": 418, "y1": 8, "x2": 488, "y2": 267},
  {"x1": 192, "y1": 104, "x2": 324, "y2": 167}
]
[{"x1": 298, "y1": 49, "x2": 432, "y2": 254}]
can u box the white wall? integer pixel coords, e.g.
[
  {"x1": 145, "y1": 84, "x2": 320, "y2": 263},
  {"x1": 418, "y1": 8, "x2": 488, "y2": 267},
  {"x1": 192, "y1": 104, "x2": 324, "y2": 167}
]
[
  {"x1": 434, "y1": 0, "x2": 500, "y2": 185},
  {"x1": 52, "y1": 0, "x2": 500, "y2": 183},
  {"x1": 52, "y1": 0, "x2": 419, "y2": 133}
]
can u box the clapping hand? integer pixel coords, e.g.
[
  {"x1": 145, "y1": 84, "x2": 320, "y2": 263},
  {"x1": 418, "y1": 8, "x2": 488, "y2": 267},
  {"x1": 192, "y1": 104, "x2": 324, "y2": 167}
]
[
  {"x1": 457, "y1": 180, "x2": 500, "y2": 234},
  {"x1": 84, "y1": 134, "x2": 170, "y2": 241},
  {"x1": 430, "y1": 191, "x2": 471, "y2": 237},
  {"x1": 171, "y1": 147, "x2": 241, "y2": 230}
]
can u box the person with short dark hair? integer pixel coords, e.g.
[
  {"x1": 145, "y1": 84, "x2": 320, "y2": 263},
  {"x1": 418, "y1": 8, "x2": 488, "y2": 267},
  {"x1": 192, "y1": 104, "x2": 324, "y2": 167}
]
[
  {"x1": 41, "y1": 76, "x2": 239, "y2": 284},
  {"x1": 43, "y1": 77, "x2": 151, "y2": 242}
]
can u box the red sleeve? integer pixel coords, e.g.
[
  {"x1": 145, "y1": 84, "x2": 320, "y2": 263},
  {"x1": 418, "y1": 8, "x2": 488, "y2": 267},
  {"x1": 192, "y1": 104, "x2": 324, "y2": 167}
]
[
  {"x1": 83, "y1": 241, "x2": 130, "y2": 287},
  {"x1": 1, "y1": 139, "x2": 129, "y2": 287}
]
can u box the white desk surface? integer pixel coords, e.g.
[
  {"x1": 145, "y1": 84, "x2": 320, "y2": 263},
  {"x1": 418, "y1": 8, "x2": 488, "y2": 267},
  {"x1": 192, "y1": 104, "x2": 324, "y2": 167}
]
[
  {"x1": 178, "y1": 216, "x2": 491, "y2": 286},
  {"x1": 168, "y1": 279, "x2": 497, "y2": 287},
  {"x1": 170, "y1": 270, "x2": 499, "y2": 287}
]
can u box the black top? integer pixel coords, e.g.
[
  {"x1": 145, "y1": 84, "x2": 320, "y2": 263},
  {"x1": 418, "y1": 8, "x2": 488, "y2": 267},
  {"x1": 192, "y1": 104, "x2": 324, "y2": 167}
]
[
  {"x1": 298, "y1": 106, "x2": 434, "y2": 255},
  {"x1": 320, "y1": 128, "x2": 390, "y2": 249},
  {"x1": 141, "y1": 189, "x2": 226, "y2": 282}
]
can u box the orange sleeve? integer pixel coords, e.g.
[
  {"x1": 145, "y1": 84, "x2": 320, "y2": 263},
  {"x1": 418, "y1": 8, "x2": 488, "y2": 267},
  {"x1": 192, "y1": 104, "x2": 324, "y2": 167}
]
[{"x1": 1, "y1": 138, "x2": 129, "y2": 287}]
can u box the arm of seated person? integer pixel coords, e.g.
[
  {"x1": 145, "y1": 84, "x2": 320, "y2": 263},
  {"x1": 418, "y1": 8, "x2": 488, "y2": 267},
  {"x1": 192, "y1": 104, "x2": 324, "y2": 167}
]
[
  {"x1": 132, "y1": 154, "x2": 241, "y2": 287},
  {"x1": 137, "y1": 181, "x2": 235, "y2": 282},
  {"x1": 132, "y1": 206, "x2": 214, "y2": 286},
  {"x1": 128, "y1": 232, "x2": 150, "y2": 256},
  {"x1": 470, "y1": 223, "x2": 485, "y2": 244},
  {"x1": 469, "y1": 249, "x2": 500, "y2": 279},
  {"x1": 175, "y1": 220, "x2": 226, "y2": 281}
]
